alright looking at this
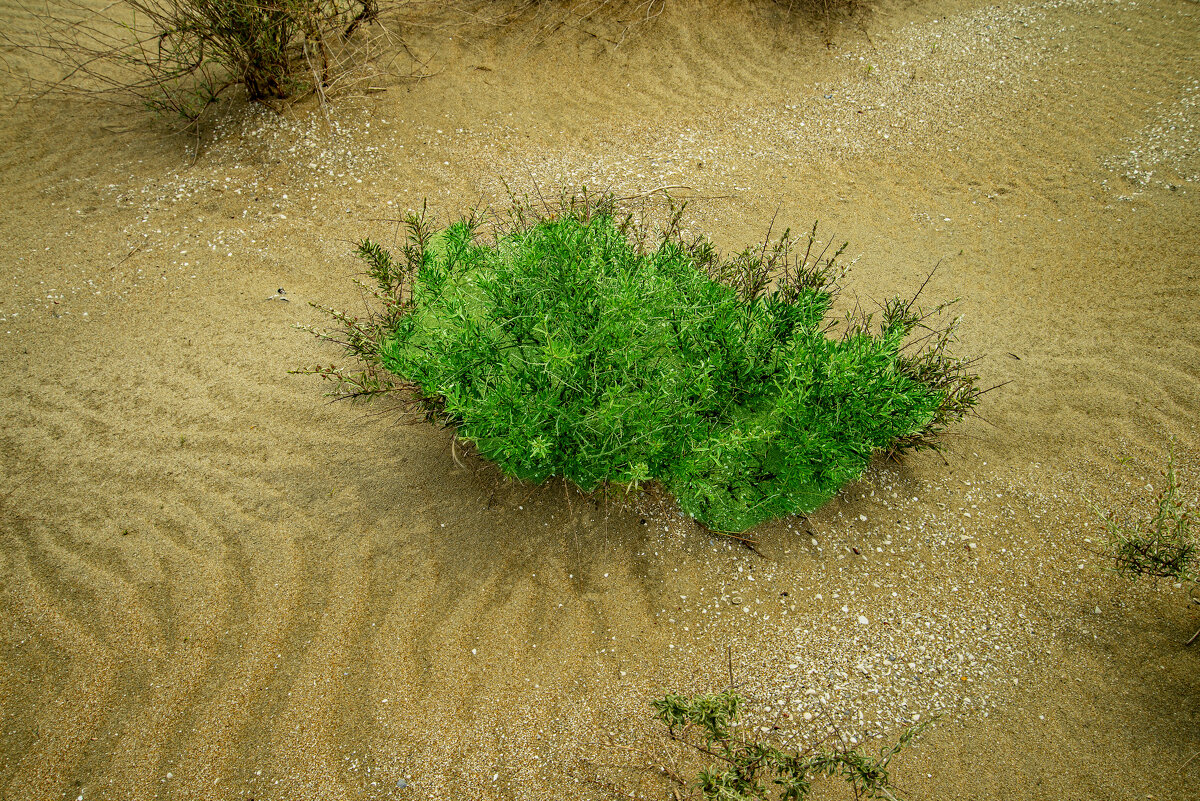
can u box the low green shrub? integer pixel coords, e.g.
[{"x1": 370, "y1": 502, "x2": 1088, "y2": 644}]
[
  {"x1": 301, "y1": 194, "x2": 980, "y2": 533},
  {"x1": 654, "y1": 691, "x2": 926, "y2": 800}
]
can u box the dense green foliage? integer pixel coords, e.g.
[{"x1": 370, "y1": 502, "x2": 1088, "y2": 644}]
[
  {"x1": 338, "y1": 198, "x2": 979, "y2": 532},
  {"x1": 654, "y1": 691, "x2": 925, "y2": 800}
]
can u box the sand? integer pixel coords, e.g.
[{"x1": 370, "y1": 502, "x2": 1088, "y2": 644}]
[{"x1": 0, "y1": 0, "x2": 1198, "y2": 798}]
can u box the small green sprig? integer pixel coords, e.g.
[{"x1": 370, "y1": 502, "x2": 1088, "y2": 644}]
[
  {"x1": 654, "y1": 691, "x2": 928, "y2": 801},
  {"x1": 1097, "y1": 440, "x2": 1199, "y2": 584}
]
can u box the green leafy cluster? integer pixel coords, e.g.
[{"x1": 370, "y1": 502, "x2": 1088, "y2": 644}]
[
  {"x1": 653, "y1": 691, "x2": 925, "y2": 801},
  {"x1": 302, "y1": 196, "x2": 977, "y2": 531},
  {"x1": 344, "y1": 198, "x2": 977, "y2": 532}
]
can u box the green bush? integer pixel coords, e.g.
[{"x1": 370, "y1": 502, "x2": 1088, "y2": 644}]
[{"x1": 303, "y1": 195, "x2": 980, "y2": 533}]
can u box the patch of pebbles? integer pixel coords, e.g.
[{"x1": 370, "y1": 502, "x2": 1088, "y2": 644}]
[
  {"x1": 1104, "y1": 77, "x2": 1200, "y2": 195},
  {"x1": 612, "y1": 458, "x2": 1119, "y2": 751},
  {"x1": 462, "y1": 0, "x2": 1151, "y2": 199}
]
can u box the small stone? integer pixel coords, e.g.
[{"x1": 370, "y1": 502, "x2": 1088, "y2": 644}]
[
  {"x1": 857, "y1": 615, "x2": 869, "y2": 625},
  {"x1": 396, "y1": 778, "x2": 408, "y2": 790}
]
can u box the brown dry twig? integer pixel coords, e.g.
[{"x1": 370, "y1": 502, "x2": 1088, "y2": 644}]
[{"x1": 1, "y1": 0, "x2": 404, "y2": 128}]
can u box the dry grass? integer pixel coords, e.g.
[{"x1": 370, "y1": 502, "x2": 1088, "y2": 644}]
[{"x1": 1, "y1": 0, "x2": 397, "y2": 125}]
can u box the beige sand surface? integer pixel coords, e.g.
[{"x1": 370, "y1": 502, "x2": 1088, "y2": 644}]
[{"x1": 1, "y1": 0, "x2": 1198, "y2": 798}]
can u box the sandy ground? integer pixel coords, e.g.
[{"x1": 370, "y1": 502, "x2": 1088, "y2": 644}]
[{"x1": 1, "y1": 0, "x2": 1198, "y2": 798}]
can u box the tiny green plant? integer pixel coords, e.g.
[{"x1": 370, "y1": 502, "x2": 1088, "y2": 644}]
[
  {"x1": 298, "y1": 193, "x2": 981, "y2": 533},
  {"x1": 1095, "y1": 439, "x2": 1200, "y2": 643},
  {"x1": 653, "y1": 691, "x2": 927, "y2": 801}
]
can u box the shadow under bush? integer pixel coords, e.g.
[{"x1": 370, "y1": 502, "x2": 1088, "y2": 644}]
[{"x1": 300, "y1": 193, "x2": 980, "y2": 533}]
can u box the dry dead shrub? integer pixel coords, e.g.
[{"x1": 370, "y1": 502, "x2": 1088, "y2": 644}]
[{"x1": 2, "y1": 0, "x2": 391, "y2": 125}]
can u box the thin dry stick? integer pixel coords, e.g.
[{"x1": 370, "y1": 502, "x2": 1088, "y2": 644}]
[
  {"x1": 449, "y1": 435, "x2": 468, "y2": 470},
  {"x1": 111, "y1": 243, "x2": 142, "y2": 268}
]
